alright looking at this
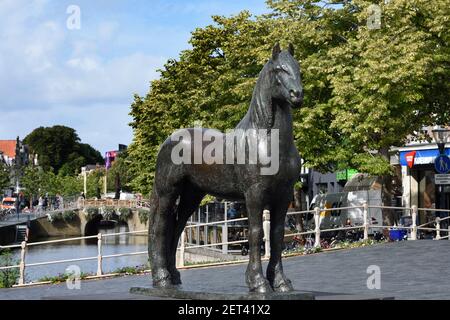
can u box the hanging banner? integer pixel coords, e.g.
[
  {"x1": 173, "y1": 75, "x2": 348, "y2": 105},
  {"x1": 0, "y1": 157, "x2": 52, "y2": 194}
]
[{"x1": 405, "y1": 151, "x2": 416, "y2": 168}]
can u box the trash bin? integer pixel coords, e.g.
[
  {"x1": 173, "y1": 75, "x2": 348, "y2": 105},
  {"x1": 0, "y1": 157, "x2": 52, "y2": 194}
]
[{"x1": 389, "y1": 229, "x2": 407, "y2": 241}]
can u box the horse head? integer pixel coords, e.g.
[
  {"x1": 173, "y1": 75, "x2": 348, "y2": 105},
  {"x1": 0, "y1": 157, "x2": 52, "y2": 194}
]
[{"x1": 269, "y1": 43, "x2": 304, "y2": 108}]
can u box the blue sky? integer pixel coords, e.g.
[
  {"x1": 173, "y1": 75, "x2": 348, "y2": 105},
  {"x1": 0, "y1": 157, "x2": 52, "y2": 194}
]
[{"x1": 0, "y1": 0, "x2": 269, "y2": 155}]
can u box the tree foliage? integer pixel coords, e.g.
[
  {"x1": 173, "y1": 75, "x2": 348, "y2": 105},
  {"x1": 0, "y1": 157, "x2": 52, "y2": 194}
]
[
  {"x1": 23, "y1": 126, "x2": 104, "y2": 175},
  {"x1": 0, "y1": 161, "x2": 10, "y2": 191},
  {"x1": 106, "y1": 150, "x2": 133, "y2": 194},
  {"x1": 21, "y1": 165, "x2": 85, "y2": 200},
  {"x1": 128, "y1": 0, "x2": 450, "y2": 195}
]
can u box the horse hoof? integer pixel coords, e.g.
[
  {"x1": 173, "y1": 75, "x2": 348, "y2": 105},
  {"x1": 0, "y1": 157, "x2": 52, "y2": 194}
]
[
  {"x1": 249, "y1": 279, "x2": 273, "y2": 294},
  {"x1": 152, "y1": 268, "x2": 176, "y2": 289},
  {"x1": 153, "y1": 278, "x2": 179, "y2": 289},
  {"x1": 272, "y1": 278, "x2": 294, "y2": 293},
  {"x1": 170, "y1": 272, "x2": 182, "y2": 285}
]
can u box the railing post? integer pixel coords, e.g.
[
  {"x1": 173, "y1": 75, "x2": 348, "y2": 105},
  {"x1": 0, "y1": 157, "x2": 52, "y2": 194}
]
[
  {"x1": 178, "y1": 230, "x2": 186, "y2": 268},
  {"x1": 205, "y1": 205, "x2": 209, "y2": 246},
  {"x1": 196, "y1": 208, "x2": 201, "y2": 245},
  {"x1": 363, "y1": 202, "x2": 369, "y2": 240},
  {"x1": 189, "y1": 215, "x2": 193, "y2": 245},
  {"x1": 263, "y1": 210, "x2": 271, "y2": 259},
  {"x1": 411, "y1": 205, "x2": 418, "y2": 240},
  {"x1": 314, "y1": 207, "x2": 321, "y2": 247},
  {"x1": 97, "y1": 233, "x2": 103, "y2": 276},
  {"x1": 18, "y1": 241, "x2": 27, "y2": 285},
  {"x1": 435, "y1": 217, "x2": 441, "y2": 240},
  {"x1": 222, "y1": 202, "x2": 228, "y2": 254}
]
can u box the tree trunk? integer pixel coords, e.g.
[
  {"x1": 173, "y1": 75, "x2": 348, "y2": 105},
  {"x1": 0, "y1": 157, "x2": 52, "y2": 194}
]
[
  {"x1": 380, "y1": 147, "x2": 395, "y2": 227},
  {"x1": 114, "y1": 173, "x2": 121, "y2": 200}
]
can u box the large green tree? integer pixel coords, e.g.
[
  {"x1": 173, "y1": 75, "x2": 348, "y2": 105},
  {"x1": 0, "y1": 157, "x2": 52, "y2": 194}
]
[
  {"x1": 268, "y1": 0, "x2": 449, "y2": 223},
  {"x1": 24, "y1": 126, "x2": 104, "y2": 175},
  {"x1": 128, "y1": 0, "x2": 450, "y2": 205}
]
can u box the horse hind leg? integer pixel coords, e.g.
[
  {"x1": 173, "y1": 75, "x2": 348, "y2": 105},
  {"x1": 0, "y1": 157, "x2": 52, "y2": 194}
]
[
  {"x1": 148, "y1": 190, "x2": 179, "y2": 288},
  {"x1": 167, "y1": 188, "x2": 205, "y2": 285}
]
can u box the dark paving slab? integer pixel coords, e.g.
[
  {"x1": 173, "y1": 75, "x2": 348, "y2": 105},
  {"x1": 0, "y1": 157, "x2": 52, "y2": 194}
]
[{"x1": 0, "y1": 241, "x2": 449, "y2": 300}]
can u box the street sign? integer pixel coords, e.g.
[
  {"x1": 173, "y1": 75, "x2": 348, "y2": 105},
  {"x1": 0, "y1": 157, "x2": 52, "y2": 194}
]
[
  {"x1": 434, "y1": 155, "x2": 450, "y2": 174},
  {"x1": 435, "y1": 174, "x2": 450, "y2": 185}
]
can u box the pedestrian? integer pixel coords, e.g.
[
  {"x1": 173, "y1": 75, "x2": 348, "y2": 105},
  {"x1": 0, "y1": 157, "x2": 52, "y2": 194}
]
[
  {"x1": 38, "y1": 195, "x2": 44, "y2": 214},
  {"x1": 55, "y1": 193, "x2": 61, "y2": 210},
  {"x1": 43, "y1": 193, "x2": 48, "y2": 211},
  {"x1": 59, "y1": 194, "x2": 64, "y2": 209}
]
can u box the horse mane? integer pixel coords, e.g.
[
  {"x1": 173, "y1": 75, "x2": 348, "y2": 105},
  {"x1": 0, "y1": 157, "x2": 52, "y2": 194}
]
[{"x1": 236, "y1": 62, "x2": 274, "y2": 130}]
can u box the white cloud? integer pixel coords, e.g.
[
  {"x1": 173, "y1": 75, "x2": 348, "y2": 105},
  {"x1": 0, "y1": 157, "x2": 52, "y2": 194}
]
[
  {"x1": 0, "y1": 0, "x2": 269, "y2": 154},
  {"x1": 0, "y1": 0, "x2": 166, "y2": 153}
]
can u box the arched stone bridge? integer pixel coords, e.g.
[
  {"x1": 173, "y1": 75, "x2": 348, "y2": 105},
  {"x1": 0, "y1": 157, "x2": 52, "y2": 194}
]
[{"x1": 28, "y1": 200, "x2": 151, "y2": 240}]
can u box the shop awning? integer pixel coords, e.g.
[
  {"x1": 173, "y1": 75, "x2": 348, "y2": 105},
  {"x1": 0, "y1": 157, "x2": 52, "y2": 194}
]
[{"x1": 399, "y1": 148, "x2": 450, "y2": 166}]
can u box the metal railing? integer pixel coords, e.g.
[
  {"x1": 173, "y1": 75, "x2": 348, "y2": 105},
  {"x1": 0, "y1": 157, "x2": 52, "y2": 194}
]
[{"x1": 1, "y1": 204, "x2": 450, "y2": 286}]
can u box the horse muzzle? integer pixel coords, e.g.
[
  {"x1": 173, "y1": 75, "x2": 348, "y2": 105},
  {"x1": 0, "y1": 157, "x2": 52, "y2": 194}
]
[{"x1": 289, "y1": 89, "x2": 303, "y2": 108}]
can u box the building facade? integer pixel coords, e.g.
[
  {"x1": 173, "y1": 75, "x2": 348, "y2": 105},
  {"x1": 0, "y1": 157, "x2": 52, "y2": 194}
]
[
  {"x1": 391, "y1": 127, "x2": 450, "y2": 225},
  {"x1": 0, "y1": 137, "x2": 32, "y2": 192}
]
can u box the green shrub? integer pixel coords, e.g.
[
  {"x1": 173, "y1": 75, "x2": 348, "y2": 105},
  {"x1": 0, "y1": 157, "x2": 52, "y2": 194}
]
[
  {"x1": 39, "y1": 272, "x2": 91, "y2": 284},
  {"x1": 47, "y1": 211, "x2": 63, "y2": 223},
  {"x1": 84, "y1": 207, "x2": 100, "y2": 221},
  {"x1": 118, "y1": 208, "x2": 132, "y2": 222},
  {"x1": 0, "y1": 250, "x2": 19, "y2": 288},
  {"x1": 101, "y1": 206, "x2": 118, "y2": 221},
  {"x1": 62, "y1": 210, "x2": 77, "y2": 222},
  {"x1": 113, "y1": 265, "x2": 147, "y2": 275},
  {"x1": 138, "y1": 209, "x2": 149, "y2": 224}
]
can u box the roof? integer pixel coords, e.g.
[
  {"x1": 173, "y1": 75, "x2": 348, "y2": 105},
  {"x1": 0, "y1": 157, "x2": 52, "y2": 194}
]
[
  {"x1": 343, "y1": 173, "x2": 382, "y2": 192},
  {"x1": 0, "y1": 140, "x2": 16, "y2": 158}
]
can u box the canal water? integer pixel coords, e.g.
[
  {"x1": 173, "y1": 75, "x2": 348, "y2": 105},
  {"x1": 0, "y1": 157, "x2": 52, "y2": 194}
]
[{"x1": 10, "y1": 223, "x2": 149, "y2": 282}]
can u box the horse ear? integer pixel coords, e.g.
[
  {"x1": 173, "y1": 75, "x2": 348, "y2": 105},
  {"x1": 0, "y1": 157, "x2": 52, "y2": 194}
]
[
  {"x1": 288, "y1": 43, "x2": 295, "y2": 56},
  {"x1": 272, "y1": 43, "x2": 281, "y2": 60}
]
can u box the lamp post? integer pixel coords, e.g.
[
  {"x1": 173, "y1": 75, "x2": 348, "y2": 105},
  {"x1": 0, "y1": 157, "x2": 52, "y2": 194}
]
[
  {"x1": 432, "y1": 126, "x2": 450, "y2": 156},
  {"x1": 432, "y1": 126, "x2": 450, "y2": 229}
]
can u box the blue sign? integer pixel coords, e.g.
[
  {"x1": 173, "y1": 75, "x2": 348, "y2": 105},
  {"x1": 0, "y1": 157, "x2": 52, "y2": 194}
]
[
  {"x1": 400, "y1": 148, "x2": 450, "y2": 166},
  {"x1": 435, "y1": 155, "x2": 450, "y2": 174}
]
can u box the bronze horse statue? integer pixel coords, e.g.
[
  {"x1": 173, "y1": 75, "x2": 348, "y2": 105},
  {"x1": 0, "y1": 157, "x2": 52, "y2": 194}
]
[{"x1": 148, "y1": 43, "x2": 303, "y2": 293}]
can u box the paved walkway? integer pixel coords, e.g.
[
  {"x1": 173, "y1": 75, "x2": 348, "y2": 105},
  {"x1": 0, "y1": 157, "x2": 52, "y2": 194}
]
[{"x1": 0, "y1": 241, "x2": 449, "y2": 300}]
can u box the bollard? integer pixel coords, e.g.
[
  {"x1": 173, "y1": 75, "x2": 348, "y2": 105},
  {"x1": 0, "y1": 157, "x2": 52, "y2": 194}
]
[
  {"x1": 18, "y1": 241, "x2": 27, "y2": 285},
  {"x1": 262, "y1": 210, "x2": 271, "y2": 259},
  {"x1": 97, "y1": 233, "x2": 103, "y2": 276},
  {"x1": 411, "y1": 206, "x2": 418, "y2": 240},
  {"x1": 435, "y1": 218, "x2": 441, "y2": 240},
  {"x1": 363, "y1": 202, "x2": 369, "y2": 240},
  {"x1": 314, "y1": 207, "x2": 321, "y2": 247},
  {"x1": 178, "y1": 230, "x2": 186, "y2": 268}
]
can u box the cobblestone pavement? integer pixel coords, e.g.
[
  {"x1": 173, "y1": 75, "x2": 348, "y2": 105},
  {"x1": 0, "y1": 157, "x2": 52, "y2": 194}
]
[{"x1": 0, "y1": 241, "x2": 448, "y2": 300}]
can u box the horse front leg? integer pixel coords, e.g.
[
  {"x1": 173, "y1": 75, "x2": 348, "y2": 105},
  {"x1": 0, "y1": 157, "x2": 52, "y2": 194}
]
[
  {"x1": 266, "y1": 199, "x2": 294, "y2": 292},
  {"x1": 245, "y1": 189, "x2": 272, "y2": 293},
  {"x1": 149, "y1": 193, "x2": 177, "y2": 288}
]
